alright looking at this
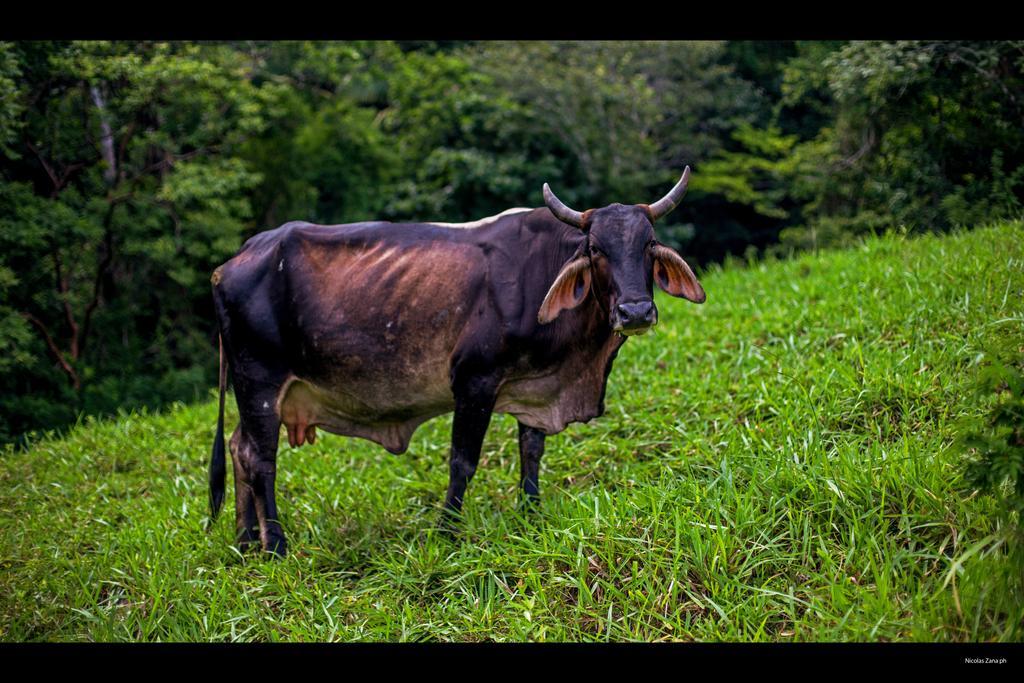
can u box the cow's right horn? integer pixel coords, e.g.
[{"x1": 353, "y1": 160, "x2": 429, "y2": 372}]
[
  {"x1": 543, "y1": 183, "x2": 586, "y2": 229},
  {"x1": 647, "y1": 166, "x2": 691, "y2": 221}
]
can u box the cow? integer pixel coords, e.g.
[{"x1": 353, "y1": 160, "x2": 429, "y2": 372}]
[{"x1": 207, "y1": 167, "x2": 705, "y2": 556}]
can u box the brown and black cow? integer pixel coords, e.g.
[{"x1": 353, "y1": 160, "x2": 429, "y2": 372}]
[{"x1": 207, "y1": 168, "x2": 705, "y2": 555}]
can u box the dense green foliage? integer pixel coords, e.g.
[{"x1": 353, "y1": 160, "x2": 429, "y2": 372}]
[
  {"x1": 960, "y1": 333, "x2": 1024, "y2": 524},
  {"x1": 1, "y1": 224, "x2": 1022, "y2": 641},
  {"x1": 2, "y1": 40, "x2": 1022, "y2": 443}
]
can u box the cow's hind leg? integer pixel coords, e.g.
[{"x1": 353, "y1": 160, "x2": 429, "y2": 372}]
[
  {"x1": 229, "y1": 426, "x2": 259, "y2": 552},
  {"x1": 517, "y1": 422, "x2": 545, "y2": 508},
  {"x1": 233, "y1": 408, "x2": 287, "y2": 557}
]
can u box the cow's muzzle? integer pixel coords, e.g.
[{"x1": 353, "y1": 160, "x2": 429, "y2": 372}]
[{"x1": 612, "y1": 300, "x2": 657, "y2": 336}]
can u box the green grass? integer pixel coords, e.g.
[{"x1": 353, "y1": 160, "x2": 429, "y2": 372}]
[{"x1": 3, "y1": 223, "x2": 1023, "y2": 642}]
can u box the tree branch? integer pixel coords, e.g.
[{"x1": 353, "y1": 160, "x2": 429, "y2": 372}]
[
  {"x1": 121, "y1": 146, "x2": 218, "y2": 187},
  {"x1": 835, "y1": 126, "x2": 877, "y2": 171},
  {"x1": 50, "y1": 249, "x2": 80, "y2": 359},
  {"x1": 26, "y1": 140, "x2": 61, "y2": 196},
  {"x1": 25, "y1": 139, "x2": 89, "y2": 197},
  {"x1": 21, "y1": 312, "x2": 80, "y2": 390}
]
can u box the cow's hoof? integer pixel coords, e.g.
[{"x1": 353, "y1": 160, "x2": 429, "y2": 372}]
[{"x1": 264, "y1": 535, "x2": 288, "y2": 558}]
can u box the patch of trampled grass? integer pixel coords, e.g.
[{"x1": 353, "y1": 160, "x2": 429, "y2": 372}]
[{"x1": 2, "y1": 223, "x2": 1023, "y2": 641}]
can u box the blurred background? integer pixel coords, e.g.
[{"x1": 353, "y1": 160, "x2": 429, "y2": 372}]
[{"x1": 1, "y1": 40, "x2": 1022, "y2": 443}]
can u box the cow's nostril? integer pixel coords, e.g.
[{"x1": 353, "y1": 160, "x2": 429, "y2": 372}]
[{"x1": 617, "y1": 300, "x2": 654, "y2": 326}]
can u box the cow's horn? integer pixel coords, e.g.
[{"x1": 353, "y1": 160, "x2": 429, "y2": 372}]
[
  {"x1": 543, "y1": 183, "x2": 586, "y2": 228},
  {"x1": 647, "y1": 166, "x2": 691, "y2": 221}
]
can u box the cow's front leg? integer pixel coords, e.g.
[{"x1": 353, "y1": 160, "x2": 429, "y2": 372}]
[
  {"x1": 517, "y1": 422, "x2": 546, "y2": 508},
  {"x1": 442, "y1": 374, "x2": 498, "y2": 528}
]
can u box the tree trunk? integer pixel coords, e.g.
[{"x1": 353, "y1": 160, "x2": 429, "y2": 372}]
[{"x1": 90, "y1": 84, "x2": 117, "y2": 186}]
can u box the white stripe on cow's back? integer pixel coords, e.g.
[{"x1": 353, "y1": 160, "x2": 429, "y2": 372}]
[{"x1": 425, "y1": 207, "x2": 534, "y2": 229}]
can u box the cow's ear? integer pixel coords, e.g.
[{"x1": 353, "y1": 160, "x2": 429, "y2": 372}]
[
  {"x1": 652, "y1": 244, "x2": 706, "y2": 303},
  {"x1": 538, "y1": 257, "x2": 592, "y2": 324}
]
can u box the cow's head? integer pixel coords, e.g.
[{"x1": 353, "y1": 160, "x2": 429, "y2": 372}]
[{"x1": 538, "y1": 167, "x2": 705, "y2": 335}]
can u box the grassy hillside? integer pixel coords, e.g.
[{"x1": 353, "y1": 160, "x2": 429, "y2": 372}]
[{"x1": 2, "y1": 223, "x2": 1023, "y2": 642}]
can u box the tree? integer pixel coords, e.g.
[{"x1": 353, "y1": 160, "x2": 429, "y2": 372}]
[
  {"x1": 0, "y1": 41, "x2": 283, "y2": 440},
  {"x1": 778, "y1": 41, "x2": 1024, "y2": 248}
]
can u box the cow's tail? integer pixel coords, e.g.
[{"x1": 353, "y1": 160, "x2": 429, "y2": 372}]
[{"x1": 207, "y1": 332, "x2": 228, "y2": 528}]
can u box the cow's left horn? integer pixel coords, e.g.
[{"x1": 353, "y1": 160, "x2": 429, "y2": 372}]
[
  {"x1": 543, "y1": 183, "x2": 586, "y2": 228},
  {"x1": 647, "y1": 166, "x2": 691, "y2": 221}
]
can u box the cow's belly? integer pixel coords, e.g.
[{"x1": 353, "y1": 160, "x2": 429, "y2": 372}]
[
  {"x1": 277, "y1": 367, "x2": 607, "y2": 454},
  {"x1": 276, "y1": 364, "x2": 455, "y2": 454}
]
